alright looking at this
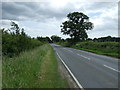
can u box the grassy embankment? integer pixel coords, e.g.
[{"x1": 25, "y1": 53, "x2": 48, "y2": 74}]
[
  {"x1": 3, "y1": 44, "x2": 68, "y2": 88},
  {"x1": 58, "y1": 41, "x2": 119, "y2": 58}
]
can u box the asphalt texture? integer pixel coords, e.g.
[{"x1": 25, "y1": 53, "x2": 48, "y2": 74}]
[{"x1": 51, "y1": 44, "x2": 119, "y2": 88}]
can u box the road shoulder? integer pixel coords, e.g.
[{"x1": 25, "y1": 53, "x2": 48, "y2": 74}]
[{"x1": 55, "y1": 52, "x2": 80, "y2": 89}]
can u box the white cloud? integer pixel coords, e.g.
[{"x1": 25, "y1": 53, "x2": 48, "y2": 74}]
[
  {"x1": 1, "y1": 0, "x2": 119, "y2": 2},
  {"x1": 1, "y1": 1, "x2": 118, "y2": 39}
]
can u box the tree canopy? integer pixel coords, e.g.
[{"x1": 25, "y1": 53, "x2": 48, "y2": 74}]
[
  {"x1": 51, "y1": 35, "x2": 61, "y2": 42},
  {"x1": 60, "y1": 12, "x2": 93, "y2": 43}
]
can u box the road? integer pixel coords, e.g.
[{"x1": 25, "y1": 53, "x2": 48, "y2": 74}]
[{"x1": 51, "y1": 44, "x2": 119, "y2": 88}]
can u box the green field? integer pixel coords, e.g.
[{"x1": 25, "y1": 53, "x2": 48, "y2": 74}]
[{"x1": 2, "y1": 44, "x2": 68, "y2": 88}]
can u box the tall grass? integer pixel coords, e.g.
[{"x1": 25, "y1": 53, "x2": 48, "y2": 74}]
[{"x1": 2, "y1": 44, "x2": 68, "y2": 88}]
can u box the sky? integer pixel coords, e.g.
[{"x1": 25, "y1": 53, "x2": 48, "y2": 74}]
[{"x1": 1, "y1": 0, "x2": 119, "y2": 39}]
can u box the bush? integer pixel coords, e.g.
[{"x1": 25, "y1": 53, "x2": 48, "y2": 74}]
[{"x1": 1, "y1": 22, "x2": 43, "y2": 57}]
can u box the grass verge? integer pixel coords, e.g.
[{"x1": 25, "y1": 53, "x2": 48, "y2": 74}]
[
  {"x1": 2, "y1": 44, "x2": 68, "y2": 88},
  {"x1": 71, "y1": 41, "x2": 120, "y2": 59},
  {"x1": 71, "y1": 46, "x2": 119, "y2": 58}
]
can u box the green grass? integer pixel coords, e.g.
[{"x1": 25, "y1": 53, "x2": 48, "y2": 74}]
[
  {"x1": 0, "y1": 59, "x2": 2, "y2": 89},
  {"x1": 2, "y1": 44, "x2": 68, "y2": 88},
  {"x1": 72, "y1": 41, "x2": 119, "y2": 58}
]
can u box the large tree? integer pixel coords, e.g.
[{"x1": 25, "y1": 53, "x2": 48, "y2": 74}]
[{"x1": 60, "y1": 12, "x2": 93, "y2": 42}]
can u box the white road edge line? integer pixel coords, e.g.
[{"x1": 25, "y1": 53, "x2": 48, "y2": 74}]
[
  {"x1": 103, "y1": 64, "x2": 120, "y2": 73},
  {"x1": 56, "y1": 52, "x2": 84, "y2": 90}
]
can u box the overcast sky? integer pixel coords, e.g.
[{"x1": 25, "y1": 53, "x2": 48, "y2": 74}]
[{"x1": 1, "y1": 0, "x2": 119, "y2": 39}]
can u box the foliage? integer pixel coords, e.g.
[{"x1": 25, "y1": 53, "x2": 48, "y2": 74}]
[
  {"x1": 74, "y1": 41, "x2": 119, "y2": 58},
  {"x1": 51, "y1": 35, "x2": 62, "y2": 42},
  {"x1": 37, "y1": 36, "x2": 52, "y2": 43},
  {"x1": 2, "y1": 22, "x2": 42, "y2": 57},
  {"x1": 60, "y1": 12, "x2": 93, "y2": 43},
  {"x1": 93, "y1": 36, "x2": 120, "y2": 42}
]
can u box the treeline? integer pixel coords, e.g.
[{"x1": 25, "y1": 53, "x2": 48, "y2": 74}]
[
  {"x1": 50, "y1": 35, "x2": 120, "y2": 43},
  {"x1": 37, "y1": 35, "x2": 64, "y2": 43},
  {"x1": 51, "y1": 35, "x2": 120, "y2": 58},
  {"x1": 37, "y1": 36, "x2": 52, "y2": 43},
  {"x1": 2, "y1": 22, "x2": 44, "y2": 57},
  {"x1": 89, "y1": 36, "x2": 120, "y2": 42}
]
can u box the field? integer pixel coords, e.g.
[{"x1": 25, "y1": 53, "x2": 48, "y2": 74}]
[{"x1": 2, "y1": 44, "x2": 68, "y2": 88}]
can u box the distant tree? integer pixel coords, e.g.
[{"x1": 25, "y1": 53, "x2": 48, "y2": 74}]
[
  {"x1": 93, "y1": 36, "x2": 120, "y2": 42},
  {"x1": 61, "y1": 38, "x2": 65, "y2": 42},
  {"x1": 37, "y1": 36, "x2": 52, "y2": 43},
  {"x1": 46, "y1": 37, "x2": 52, "y2": 43},
  {"x1": 21, "y1": 28, "x2": 26, "y2": 36},
  {"x1": 37, "y1": 37, "x2": 46, "y2": 42},
  {"x1": 93, "y1": 38, "x2": 97, "y2": 42},
  {"x1": 87, "y1": 38, "x2": 92, "y2": 41},
  {"x1": 10, "y1": 21, "x2": 20, "y2": 35},
  {"x1": 51, "y1": 35, "x2": 61, "y2": 42},
  {"x1": 60, "y1": 12, "x2": 93, "y2": 43},
  {"x1": 65, "y1": 38, "x2": 73, "y2": 42}
]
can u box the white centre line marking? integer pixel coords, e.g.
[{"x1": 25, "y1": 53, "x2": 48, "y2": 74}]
[
  {"x1": 56, "y1": 52, "x2": 84, "y2": 90},
  {"x1": 103, "y1": 64, "x2": 120, "y2": 73},
  {"x1": 63, "y1": 48, "x2": 73, "y2": 53},
  {"x1": 77, "y1": 54, "x2": 90, "y2": 60},
  {"x1": 68, "y1": 49, "x2": 73, "y2": 52},
  {"x1": 63, "y1": 48, "x2": 66, "y2": 50}
]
